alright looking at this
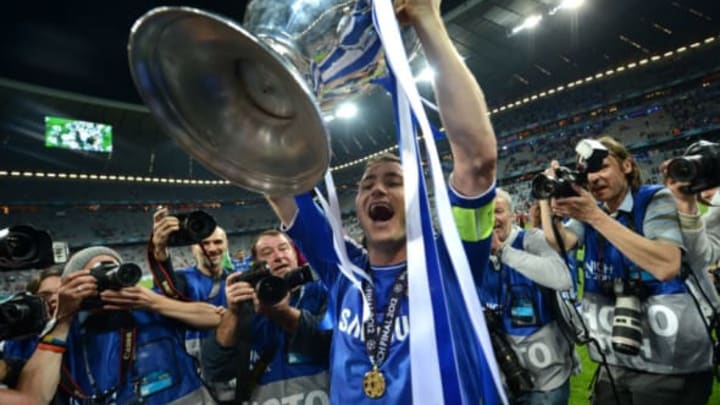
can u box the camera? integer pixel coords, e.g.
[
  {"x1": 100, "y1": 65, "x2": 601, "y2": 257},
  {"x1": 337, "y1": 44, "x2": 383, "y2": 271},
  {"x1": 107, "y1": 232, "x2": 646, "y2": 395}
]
[
  {"x1": 90, "y1": 261, "x2": 142, "y2": 291},
  {"x1": 0, "y1": 225, "x2": 59, "y2": 271},
  {"x1": 603, "y1": 278, "x2": 644, "y2": 356},
  {"x1": 0, "y1": 292, "x2": 48, "y2": 340},
  {"x1": 167, "y1": 211, "x2": 217, "y2": 247},
  {"x1": 667, "y1": 140, "x2": 720, "y2": 194},
  {"x1": 232, "y1": 261, "x2": 314, "y2": 305},
  {"x1": 531, "y1": 139, "x2": 609, "y2": 200},
  {"x1": 80, "y1": 261, "x2": 143, "y2": 311},
  {"x1": 483, "y1": 309, "x2": 533, "y2": 395}
]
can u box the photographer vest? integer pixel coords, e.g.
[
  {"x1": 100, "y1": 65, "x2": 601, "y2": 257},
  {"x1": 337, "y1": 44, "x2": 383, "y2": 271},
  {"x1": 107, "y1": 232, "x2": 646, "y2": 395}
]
[
  {"x1": 483, "y1": 230, "x2": 574, "y2": 392},
  {"x1": 580, "y1": 185, "x2": 713, "y2": 373},
  {"x1": 60, "y1": 310, "x2": 208, "y2": 405}
]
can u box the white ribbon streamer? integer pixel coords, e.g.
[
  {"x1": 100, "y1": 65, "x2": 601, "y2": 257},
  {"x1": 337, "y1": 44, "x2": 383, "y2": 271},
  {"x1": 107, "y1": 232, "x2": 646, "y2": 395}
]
[{"x1": 371, "y1": 1, "x2": 507, "y2": 404}]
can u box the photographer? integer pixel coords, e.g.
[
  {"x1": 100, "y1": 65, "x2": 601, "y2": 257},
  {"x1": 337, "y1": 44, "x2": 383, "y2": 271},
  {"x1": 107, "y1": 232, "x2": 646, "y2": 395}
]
[
  {"x1": 149, "y1": 207, "x2": 242, "y2": 360},
  {"x1": 201, "y1": 229, "x2": 330, "y2": 405},
  {"x1": 662, "y1": 152, "x2": 720, "y2": 313},
  {"x1": 539, "y1": 136, "x2": 713, "y2": 404},
  {"x1": 0, "y1": 270, "x2": 87, "y2": 404},
  {"x1": 482, "y1": 189, "x2": 574, "y2": 404},
  {"x1": 53, "y1": 246, "x2": 220, "y2": 405},
  {"x1": 2, "y1": 266, "x2": 64, "y2": 363}
]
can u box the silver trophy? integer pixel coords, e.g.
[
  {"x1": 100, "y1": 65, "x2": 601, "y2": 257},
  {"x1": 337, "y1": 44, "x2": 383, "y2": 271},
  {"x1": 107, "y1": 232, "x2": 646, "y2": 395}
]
[{"x1": 128, "y1": 1, "x2": 417, "y2": 194}]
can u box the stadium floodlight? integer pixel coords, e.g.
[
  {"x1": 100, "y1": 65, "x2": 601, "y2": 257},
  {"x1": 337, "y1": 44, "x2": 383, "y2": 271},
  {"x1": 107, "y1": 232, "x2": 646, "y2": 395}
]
[
  {"x1": 336, "y1": 102, "x2": 358, "y2": 119},
  {"x1": 550, "y1": 0, "x2": 586, "y2": 15},
  {"x1": 511, "y1": 14, "x2": 543, "y2": 35}
]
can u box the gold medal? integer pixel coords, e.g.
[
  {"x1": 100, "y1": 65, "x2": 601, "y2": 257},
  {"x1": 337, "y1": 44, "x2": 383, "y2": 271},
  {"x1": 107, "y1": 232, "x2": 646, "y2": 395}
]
[{"x1": 363, "y1": 365, "x2": 386, "y2": 398}]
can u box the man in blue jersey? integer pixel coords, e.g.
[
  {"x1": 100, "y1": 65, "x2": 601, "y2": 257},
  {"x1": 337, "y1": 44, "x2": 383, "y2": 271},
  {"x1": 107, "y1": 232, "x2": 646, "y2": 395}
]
[
  {"x1": 483, "y1": 188, "x2": 574, "y2": 404},
  {"x1": 540, "y1": 136, "x2": 714, "y2": 404},
  {"x1": 264, "y1": 0, "x2": 499, "y2": 402},
  {"x1": 201, "y1": 229, "x2": 330, "y2": 404}
]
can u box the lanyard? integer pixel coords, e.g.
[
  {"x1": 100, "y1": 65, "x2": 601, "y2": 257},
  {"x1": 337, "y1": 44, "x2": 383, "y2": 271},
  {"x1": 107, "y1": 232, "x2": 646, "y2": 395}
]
[
  {"x1": 362, "y1": 267, "x2": 408, "y2": 368},
  {"x1": 63, "y1": 315, "x2": 136, "y2": 404}
]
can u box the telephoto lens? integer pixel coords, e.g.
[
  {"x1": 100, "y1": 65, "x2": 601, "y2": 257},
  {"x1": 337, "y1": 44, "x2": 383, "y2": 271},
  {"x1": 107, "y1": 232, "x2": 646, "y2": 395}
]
[{"x1": 611, "y1": 295, "x2": 643, "y2": 356}]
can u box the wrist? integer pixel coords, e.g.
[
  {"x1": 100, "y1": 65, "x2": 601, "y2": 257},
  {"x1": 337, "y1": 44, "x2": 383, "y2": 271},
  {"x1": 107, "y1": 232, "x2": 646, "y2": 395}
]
[
  {"x1": 38, "y1": 334, "x2": 68, "y2": 354},
  {"x1": 153, "y1": 246, "x2": 169, "y2": 261}
]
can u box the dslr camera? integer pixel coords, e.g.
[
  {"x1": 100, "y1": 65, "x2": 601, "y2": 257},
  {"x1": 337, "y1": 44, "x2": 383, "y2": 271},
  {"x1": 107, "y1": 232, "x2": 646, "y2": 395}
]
[
  {"x1": 166, "y1": 211, "x2": 217, "y2": 247},
  {"x1": 531, "y1": 139, "x2": 609, "y2": 199},
  {"x1": 483, "y1": 308, "x2": 533, "y2": 396},
  {"x1": 90, "y1": 261, "x2": 142, "y2": 291},
  {"x1": 81, "y1": 261, "x2": 143, "y2": 310},
  {"x1": 0, "y1": 292, "x2": 47, "y2": 340},
  {"x1": 602, "y1": 278, "x2": 645, "y2": 356},
  {"x1": 232, "y1": 261, "x2": 314, "y2": 305},
  {"x1": 0, "y1": 225, "x2": 68, "y2": 271},
  {"x1": 666, "y1": 140, "x2": 720, "y2": 194}
]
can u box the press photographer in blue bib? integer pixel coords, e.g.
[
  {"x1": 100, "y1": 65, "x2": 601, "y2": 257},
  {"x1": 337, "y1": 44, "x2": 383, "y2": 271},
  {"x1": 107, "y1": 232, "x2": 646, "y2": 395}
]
[
  {"x1": 201, "y1": 229, "x2": 331, "y2": 405},
  {"x1": 52, "y1": 246, "x2": 220, "y2": 405},
  {"x1": 663, "y1": 140, "x2": 720, "y2": 311},
  {"x1": 148, "y1": 207, "x2": 241, "y2": 362},
  {"x1": 539, "y1": 136, "x2": 714, "y2": 405},
  {"x1": 481, "y1": 188, "x2": 575, "y2": 404},
  {"x1": 0, "y1": 225, "x2": 74, "y2": 404}
]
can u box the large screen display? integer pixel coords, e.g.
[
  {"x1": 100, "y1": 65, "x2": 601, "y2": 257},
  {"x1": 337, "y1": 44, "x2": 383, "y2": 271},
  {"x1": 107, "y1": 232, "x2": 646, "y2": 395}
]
[{"x1": 45, "y1": 116, "x2": 113, "y2": 153}]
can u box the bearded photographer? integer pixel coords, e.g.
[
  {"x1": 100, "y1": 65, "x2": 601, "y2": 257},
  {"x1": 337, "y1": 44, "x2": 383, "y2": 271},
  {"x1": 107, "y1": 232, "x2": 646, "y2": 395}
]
[
  {"x1": 482, "y1": 189, "x2": 574, "y2": 404},
  {"x1": 539, "y1": 136, "x2": 713, "y2": 404},
  {"x1": 201, "y1": 229, "x2": 330, "y2": 405}
]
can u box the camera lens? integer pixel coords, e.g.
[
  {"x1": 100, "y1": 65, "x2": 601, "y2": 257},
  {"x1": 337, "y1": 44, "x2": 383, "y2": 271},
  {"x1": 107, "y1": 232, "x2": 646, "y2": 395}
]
[
  {"x1": 256, "y1": 276, "x2": 287, "y2": 305},
  {"x1": 0, "y1": 302, "x2": 31, "y2": 323},
  {"x1": 101, "y1": 263, "x2": 142, "y2": 289},
  {"x1": 611, "y1": 295, "x2": 643, "y2": 356},
  {"x1": 186, "y1": 211, "x2": 216, "y2": 240},
  {"x1": 667, "y1": 157, "x2": 698, "y2": 182},
  {"x1": 116, "y1": 263, "x2": 142, "y2": 287},
  {"x1": 531, "y1": 174, "x2": 557, "y2": 199}
]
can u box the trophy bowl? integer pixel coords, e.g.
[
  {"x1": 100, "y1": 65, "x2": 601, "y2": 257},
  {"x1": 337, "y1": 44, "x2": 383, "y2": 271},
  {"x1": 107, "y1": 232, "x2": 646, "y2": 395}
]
[{"x1": 128, "y1": 1, "x2": 417, "y2": 195}]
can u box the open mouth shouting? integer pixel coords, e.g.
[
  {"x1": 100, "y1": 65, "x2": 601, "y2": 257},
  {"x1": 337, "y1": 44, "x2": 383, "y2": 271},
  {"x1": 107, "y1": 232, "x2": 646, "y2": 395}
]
[{"x1": 369, "y1": 202, "x2": 395, "y2": 222}]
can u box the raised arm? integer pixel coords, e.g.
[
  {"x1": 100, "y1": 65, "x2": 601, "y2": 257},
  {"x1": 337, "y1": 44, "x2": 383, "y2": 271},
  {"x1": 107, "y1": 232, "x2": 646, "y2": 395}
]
[
  {"x1": 400, "y1": 1, "x2": 496, "y2": 196},
  {"x1": 266, "y1": 195, "x2": 299, "y2": 229},
  {"x1": 101, "y1": 286, "x2": 223, "y2": 329}
]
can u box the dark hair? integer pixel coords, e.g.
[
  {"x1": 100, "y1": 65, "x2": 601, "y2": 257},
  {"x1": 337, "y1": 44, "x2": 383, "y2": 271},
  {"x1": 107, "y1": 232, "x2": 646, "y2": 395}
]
[
  {"x1": 597, "y1": 135, "x2": 642, "y2": 191},
  {"x1": 26, "y1": 265, "x2": 64, "y2": 294},
  {"x1": 363, "y1": 153, "x2": 401, "y2": 173},
  {"x1": 250, "y1": 229, "x2": 292, "y2": 260}
]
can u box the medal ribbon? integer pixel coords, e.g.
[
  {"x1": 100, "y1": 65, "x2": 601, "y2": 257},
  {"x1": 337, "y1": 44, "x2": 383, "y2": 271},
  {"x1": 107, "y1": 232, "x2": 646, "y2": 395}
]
[{"x1": 363, "y1": 268, "x2": 408, "y2": 367}]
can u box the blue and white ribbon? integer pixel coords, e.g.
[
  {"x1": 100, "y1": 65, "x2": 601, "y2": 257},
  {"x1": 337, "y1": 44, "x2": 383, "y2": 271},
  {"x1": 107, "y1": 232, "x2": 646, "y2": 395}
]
[{"x1": 371, "y1": 1, "x2": 507, "y2": 404}]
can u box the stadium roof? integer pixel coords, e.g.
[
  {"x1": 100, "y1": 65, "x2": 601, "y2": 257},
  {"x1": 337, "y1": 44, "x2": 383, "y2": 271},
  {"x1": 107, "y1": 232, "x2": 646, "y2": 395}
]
[{"x1": 1, "y1": 0, "x2": 719, "y2": 204}]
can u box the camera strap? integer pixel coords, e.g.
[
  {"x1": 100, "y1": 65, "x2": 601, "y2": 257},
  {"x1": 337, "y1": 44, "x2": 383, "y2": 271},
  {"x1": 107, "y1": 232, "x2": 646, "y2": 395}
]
[
  {"x1": 362, "y1": 265, "x2": 408, "y2": 370},
  {"x1": 60, "y1": 314, "x2": 137, "y2": 404},
  {"x1": 146, "y1": 240, "x2": 190, "y2": 301}
]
